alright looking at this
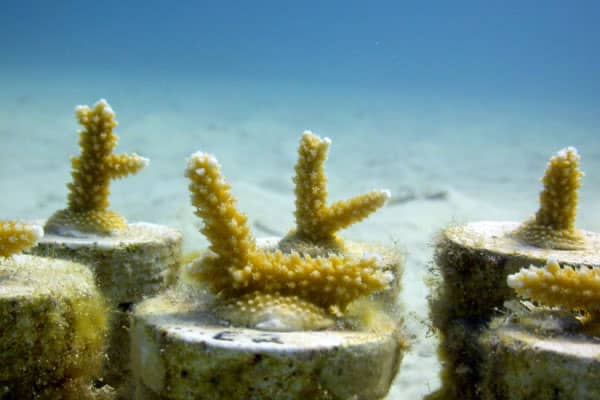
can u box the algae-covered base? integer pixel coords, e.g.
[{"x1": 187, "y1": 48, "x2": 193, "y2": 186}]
[
  {"x1": 428, "y1": 221, "x2": 600, "y2": 400},
  {"x1": 479, "y1": 316, "x2": 600, "y2": 400},
  {"x1": 30, "y1": 222, "x2": 183, "y2": 303},
  {"x1": 132, "y1": 287, "x2": 406, "y2": 400},
  {"x1": 29, "y1": 221, "x2": 182, "y2": 396},
  {"x1": 0, "y1": 254, "x2": 108, "y2": 399}
]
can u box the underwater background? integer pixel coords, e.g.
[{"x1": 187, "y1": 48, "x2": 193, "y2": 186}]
[{"x1": 1, "y1": 1, "x2": 599, "y2": 398}]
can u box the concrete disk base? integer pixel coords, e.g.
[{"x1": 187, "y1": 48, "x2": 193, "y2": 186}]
[
  {"x1": 0, "y1": 255, "x2": 108, "y2": 398},
  {"x1": 480, "y1": 316, "x2": 600, "y2": 400},
  {"x1": 132, "y1": 288, "x2": 406, "y2": 400},
  {"x1": 29, "y1": 222, "x2": 183, "y2": 397}
]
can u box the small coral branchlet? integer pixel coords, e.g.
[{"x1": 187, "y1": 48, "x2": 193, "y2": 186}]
[
  {"x1": 512, "y1": 147, "x2": 585, "y2": 250},
  {"x1": 282, "y1": 131, "x2": 390, "y2": 254},
  {"x1": 45, "y1": 99, "x2": 149, "y2": 235},
  {"x1": 507, "y1": 259, "x2": 600, "y2": 322},
  {"x1": 0, "y1": 221, "x2": 43, "y2": 257},
  {"x1": 185, "y1": 150, "x2": 391, "y2": 316}
]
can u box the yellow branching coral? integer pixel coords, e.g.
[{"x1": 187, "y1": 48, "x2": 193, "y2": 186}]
[
  {"x1": 507, "y1": 259, "x2": 600, "y2": 321},
  {"x1": 512, "y1": 147, "x2": 585, "y2": 250},
  {"x1": 185, "y1": 151, "x2": 392, "y2": 314},
  {"x1": 45, "y1": 99, "x2": 149, "y2": 235},
  {"x1": 281, "y1": 131, "x2": 390, "y2": 253},
  {"x1": 0, "y1": 221, "x2": 43, "y2": 257}
]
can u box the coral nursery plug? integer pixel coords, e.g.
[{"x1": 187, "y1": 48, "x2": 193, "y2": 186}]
[{"x1": 45, "y1": 99, "x2": 149, "y2": 235}]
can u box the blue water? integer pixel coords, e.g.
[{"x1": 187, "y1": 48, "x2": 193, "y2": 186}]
[
  {"x1": 2, "y1": 1, "x2": 600, "y2": 104},
  {"x1": 1, "y1": 2, "x2": 600, "y2": 397}
]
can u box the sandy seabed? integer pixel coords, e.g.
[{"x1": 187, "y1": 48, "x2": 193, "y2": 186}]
[{"x1": 1, "y1": 74, "x2": 599, "y2": 399}]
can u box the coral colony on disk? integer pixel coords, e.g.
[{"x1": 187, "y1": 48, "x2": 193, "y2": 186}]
[
  {"x1": 185, "y1": 131, "x2": 395, "y2": 330},
  {"x1": 45, "y1": 99, "x2": 149, "y2": 236},
  {"x1": 512, "y1": 147, "x2": 585, "y2": 250},
  {"x1": 129, "y1": 130, "x2": 406, "y2": 400}
]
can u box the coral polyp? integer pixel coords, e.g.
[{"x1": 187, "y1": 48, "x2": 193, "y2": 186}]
[
  {"x1": 45, "y1": 99, "x2": 149, "y2": 235},
  {"x1": 512, "y1": 147, "x2": 585, "y2": 250}
]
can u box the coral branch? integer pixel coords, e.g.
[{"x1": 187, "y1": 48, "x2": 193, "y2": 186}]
[
  {"x1": 190, "y1": 249, "x2": 390, "y2": 310},
  {"x1": 285, "y1": 131, "x2": 390, "y2": 252},
  {"x1": 185, "y1": 152, "x2": 256, "y2": 267},
  {"x1": 0, "y1": 221, "x2": 43, "y2": 257},
  {"x1": 104, "y1": 153, "x2": 148, "y2": 179},
  {"x1": 507, "y1": 259, "x2": 600, "y2": 320},
  {"x1": 45, "y1": 99, "x2": 149, "y2": 235},
  {"x1": 293, "y1": 131, "x2": 330, "y2": 237},
  {"x1": 512, "y1": 147, "x2": 585, "y2": 249},
  {"x1": 323, "y1": 191, "x2": 391, "y2": 234}
]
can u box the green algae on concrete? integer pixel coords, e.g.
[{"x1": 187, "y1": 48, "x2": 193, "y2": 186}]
[
  {"x1": 0, "y1": 254, "x2": 108, "y2": 399},
  {"x1": 30, "y1": 222, "x2": 183, "y2": 302},
  {"x1": 479, "y1": 314, "x2": 600, "y2": 400},
  {"x1": 28, "y1": 221, "x2": 183, "y2": 397}
]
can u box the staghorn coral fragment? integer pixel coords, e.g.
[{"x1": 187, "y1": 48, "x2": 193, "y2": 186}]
[
  {"x1": 280, "y1": 131, "x2": 390, "y2": 254},
  {"x1": 188, "y1": 249, "x2": 392, "y2": 310},
  {"x1": 512, "y1": 147, "x2": 585, "y2": 250},
  {"x1": 507, "y1": 258, "x2": 600, "y2": 322},
  {"x1": 0, "y1": 221, "x2": 43, "y2": 257},
  {"x1": 46, "y1": 99, "x2": 149, "y2": 236},
  {"x1": 185, "y1": 152, "x2": 256, "y2": 268},
  {"x1": 185, "y1": 150, "x2": 391, "y2": 315}
]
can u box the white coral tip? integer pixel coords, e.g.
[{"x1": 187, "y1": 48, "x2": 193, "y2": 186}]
[
  {"x1": 506, "y1": 274, "x2": 522, "y2": 289},
  {"x1": 138, "y1": 156, "x2": 150, "y2": 168},
  {"x1": 95, "y1": 98, "x2": 109, "y2": 108},
  {"x1": 205, "y1": 154, "x2": 219, "y2": 167},
  {"x1": 380, "y1": 189, "x2": 392, "y2": 203},
  {"x1": 102, "y1": 106, "x2": 115, "y2": 117},
  {"x1": 188, "y1": 151, "x2": 219, "y2": 169},
  {"x1": 31, "y1": 225, "x2": 44, "y2": 241},
  {"x1": 546, "y1": 257, "x2": 559, "y2": 268},
  {"x1": 382, "y1": 270, "x2": 395, "y2": 285},
  {"x1": 557, "y1": 146, "x2": 579, "y2": 159}
]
